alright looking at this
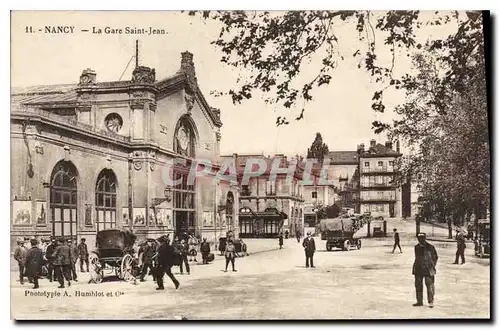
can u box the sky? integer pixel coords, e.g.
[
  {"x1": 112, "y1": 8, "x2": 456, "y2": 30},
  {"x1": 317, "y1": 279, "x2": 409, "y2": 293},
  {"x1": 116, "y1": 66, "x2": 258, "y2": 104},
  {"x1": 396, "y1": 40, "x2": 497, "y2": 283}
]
[{"x1": 11, "y1": 11, "x2": 460, "y2": 157}]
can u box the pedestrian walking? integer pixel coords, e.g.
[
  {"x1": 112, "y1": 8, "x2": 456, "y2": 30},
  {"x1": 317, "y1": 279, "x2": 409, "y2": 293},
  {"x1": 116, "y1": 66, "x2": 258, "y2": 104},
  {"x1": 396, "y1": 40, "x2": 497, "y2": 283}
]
[
  {"x1": 285, "y1": 230, "x2": 289, "y2": 239},
  {"x1": 453, "y1": 232, "x2": 466, "y2": 265},
  {"x1": 467, "y1": 224, "x2": 474, "y2": 241},
  {"x1": 302, "y1": 232, "x2": 316, "y2": 268},
  {"x1": 139, "y1": 241, "x2": 155, "y2": 282},
  {"x1": 412, "y1": 233, "x2": 439, "y2": 308},
  {"x1": 68, "y1": 240, "x2": 78, "y2": 281},
  {"x1": 200, "y1": 238, "x2": 211, "y2": 264},
  {"x1": 77, "y1": 238, "x2": 89, "y2": 272},
  {"x1": 296, "y1": 230, "x2": 301, "y2": 243},
  {"x1": 224, "y1": 239, "x2": 237, "y2": 272},
  {"x1": 52, "y1": 238, "x2": 72, "y2": 288},
  {"x1": 45, "y1": 238, "x2": 57, "y2": 282},
  {"x1": 155, "y1": 236, "x2": 180, "y2": 290},
  {"x1": 25, "y1": 239, "x2": 44, "y2": 289},
  {"x1": 278, "y1": 232, "x2": 284, "y2": 249},
  {"x1": 392, "y1": 228, "x2": 402, "y2": 253},
  {"x1": 14, "y1": 238, "x2": 28, "y2": 285}
]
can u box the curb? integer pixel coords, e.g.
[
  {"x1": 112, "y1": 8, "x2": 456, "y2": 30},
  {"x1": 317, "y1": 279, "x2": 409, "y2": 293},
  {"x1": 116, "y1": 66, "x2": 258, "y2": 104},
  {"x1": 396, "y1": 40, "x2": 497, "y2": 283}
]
[{"x1": 426, "y1": 238, "x2": 456, "y2": 243}]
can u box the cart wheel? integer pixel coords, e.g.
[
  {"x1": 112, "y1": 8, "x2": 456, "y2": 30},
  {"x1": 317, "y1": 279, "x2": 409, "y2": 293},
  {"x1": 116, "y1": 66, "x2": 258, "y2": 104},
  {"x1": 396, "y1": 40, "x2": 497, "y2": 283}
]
[
  {"x1": 356, "y1": 240, "x2": 362, "y2": 250},
  {"x1": 242, "y1": 244, "x2": 247, "y2": 253},
  {"x1": 121, "y1": 254, "x2": 135, "y2": 282},
  {"x1": 343, "y1": 240, "x2": 350, "y2": 251},
  {"x1": 326, "y1": 243, "x2": 332, "y2": 251},
  {"x1": 89, "y1": 253, "x2": 103, "y2": 284}
]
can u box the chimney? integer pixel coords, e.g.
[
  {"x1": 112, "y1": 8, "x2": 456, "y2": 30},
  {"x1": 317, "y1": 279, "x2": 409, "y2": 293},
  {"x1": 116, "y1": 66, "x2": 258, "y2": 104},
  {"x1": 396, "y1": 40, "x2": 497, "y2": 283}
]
[
  {"x1": 370, "y1": 139, "x2": 376, "y2": 147},
  {"x1": 385, "y1": 141, "x2": 393, "y2": 150},
  {"x1": 233, "y1": 153, "x2": 238, "y2": 169},
  {"x1": 396, "y1": 140, "x2": 401, "y2": 153},
  {"x1": 179, "y1": 51, "x2": 197, "y2": 83}
]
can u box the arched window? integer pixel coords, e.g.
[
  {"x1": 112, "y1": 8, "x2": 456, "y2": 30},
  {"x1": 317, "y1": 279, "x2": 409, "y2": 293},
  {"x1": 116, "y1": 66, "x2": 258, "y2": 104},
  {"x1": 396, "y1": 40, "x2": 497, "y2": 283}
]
[
  {"x1": 174, "y1": 116, "x2": 196, "y2": 158},
  {"x1": 95, "y1": 169, "x2": 117, "y2": 231},
  {"x1": 50, "y1": 161, "x2": 78, "y2": 240}
]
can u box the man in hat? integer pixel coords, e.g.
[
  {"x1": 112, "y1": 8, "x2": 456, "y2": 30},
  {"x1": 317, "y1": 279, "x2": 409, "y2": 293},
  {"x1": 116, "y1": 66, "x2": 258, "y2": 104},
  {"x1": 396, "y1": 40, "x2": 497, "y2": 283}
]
[
  {"x1": 52, "y1": 238, "x2": 72, "y2": 288},
  {"x1": 25, "y1": 239, "x2": 43, "y2": 289},
  {"x1": 45, "y1": 238, "x2": 57, "y2": 282},
  {"x1": 77, "y1": 238, "x2": 89, "y2": 272},
  {"x1": 392, "y1": 228, "x2": 402, "y2": 253},
  {"x1": 454, "y1": 231, "x2": 466, "y2": 265},
  {"x1": 14, "y1": 238, "x2": 28, "y2": 285},
  {"x1": 139, "y1": 241, "x2": 155, "y2": 282},
  {"x1": 68, "y1": 239, "x2": 79, "y2": 281},
  {"x1": 200, "y1": 238, "x2": 211, "y2": 264},
  {"x1": 179, "y1": 239, "x2": 190, "y2": 275},
  {"x1": 412, "y1": 233, "x2": 439, "y2": 308},
  {"x1": 155, "y1": 235, "x2": 180, "y2": 290},
  {"x1": 302, "y1": 232, "x2": 316, "y2": 268}
]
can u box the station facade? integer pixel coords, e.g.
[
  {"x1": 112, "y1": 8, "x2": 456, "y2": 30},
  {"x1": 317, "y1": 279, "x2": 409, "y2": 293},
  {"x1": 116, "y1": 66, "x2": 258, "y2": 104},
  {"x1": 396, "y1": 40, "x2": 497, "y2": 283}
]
[{"x1": 10, "y1": 51, "x2": 238, "y2": 249}]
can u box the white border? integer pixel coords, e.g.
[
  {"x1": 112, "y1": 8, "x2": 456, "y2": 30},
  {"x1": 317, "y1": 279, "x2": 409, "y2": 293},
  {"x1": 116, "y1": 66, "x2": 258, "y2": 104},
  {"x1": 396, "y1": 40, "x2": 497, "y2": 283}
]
[{"x1": 2, "y1": 1, "x2": 498, "y2": 329}]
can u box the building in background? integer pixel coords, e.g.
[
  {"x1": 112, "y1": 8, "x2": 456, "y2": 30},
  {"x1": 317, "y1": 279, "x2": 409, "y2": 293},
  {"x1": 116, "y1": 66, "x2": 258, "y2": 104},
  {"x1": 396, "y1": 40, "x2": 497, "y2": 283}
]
[
  {"x1": 222, "y1": 154, "x2": 308, "y2": 238},
  {"x1": 356, "y1": 140, "x2": 402, "y2": 218},
  {"x1": 10, "y1": 48, "x2": 236, "y2": 249}
]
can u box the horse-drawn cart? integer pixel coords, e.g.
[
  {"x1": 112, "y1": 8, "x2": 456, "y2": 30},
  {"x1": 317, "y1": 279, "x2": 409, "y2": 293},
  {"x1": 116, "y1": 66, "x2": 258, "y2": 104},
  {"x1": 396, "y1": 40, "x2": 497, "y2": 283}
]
[{"x1": 89, "y1": 229, "x2": 139, "y2": 284}]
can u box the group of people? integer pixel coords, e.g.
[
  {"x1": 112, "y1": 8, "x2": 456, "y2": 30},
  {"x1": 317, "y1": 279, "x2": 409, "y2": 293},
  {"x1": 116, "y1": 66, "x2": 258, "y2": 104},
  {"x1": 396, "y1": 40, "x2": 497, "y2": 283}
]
[{"x1": 13, "y1": 236, "x2": 90, "y2": 289}]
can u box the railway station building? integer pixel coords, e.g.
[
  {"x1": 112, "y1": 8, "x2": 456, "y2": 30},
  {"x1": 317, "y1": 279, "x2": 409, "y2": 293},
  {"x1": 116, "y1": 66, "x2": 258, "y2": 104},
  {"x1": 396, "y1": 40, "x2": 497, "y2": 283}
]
[{"x1": 10, "y1": 51, "x2": 238, "y2": 249}]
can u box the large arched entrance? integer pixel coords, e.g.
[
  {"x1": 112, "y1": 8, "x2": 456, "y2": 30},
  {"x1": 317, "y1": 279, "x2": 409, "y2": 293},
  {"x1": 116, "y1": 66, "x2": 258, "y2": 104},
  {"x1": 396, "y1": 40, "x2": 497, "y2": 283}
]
[
  {"x1": 95, "y1": 169, "x2": 118, "y2": 231},
  {"x1": 173, "y1": 115, "x2": 197, "y2": 236},
  {"x1": 50, "y1": 160, "x2": 78, "y2": 240}
]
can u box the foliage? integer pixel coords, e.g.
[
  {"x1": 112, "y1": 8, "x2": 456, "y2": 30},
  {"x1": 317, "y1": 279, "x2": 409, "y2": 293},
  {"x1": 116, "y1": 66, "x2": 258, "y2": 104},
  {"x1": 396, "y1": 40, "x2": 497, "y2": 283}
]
[
  {"x1": 187, "y1": 10, "x2": 484, "y2": 128},
  {"x1": 394, "y1": 48, "x2": 489, "y2": 237},
  {"x1": 306, "y1": 132, "x2": 329, "y2": 161}
]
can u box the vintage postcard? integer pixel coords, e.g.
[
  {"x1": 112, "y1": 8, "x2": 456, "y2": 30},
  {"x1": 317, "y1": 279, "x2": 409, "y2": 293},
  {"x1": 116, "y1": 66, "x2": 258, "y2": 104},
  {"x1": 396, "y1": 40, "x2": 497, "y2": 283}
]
[{"x1": 10, "y1": 10, "x2": 490, "y2": 320}]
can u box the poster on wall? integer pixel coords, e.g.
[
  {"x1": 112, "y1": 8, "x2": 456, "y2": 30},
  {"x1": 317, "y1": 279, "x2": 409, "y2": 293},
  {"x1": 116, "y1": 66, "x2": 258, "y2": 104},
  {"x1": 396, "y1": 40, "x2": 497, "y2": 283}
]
[
  {"x1": 156, "y1": 209, "x2": 172, "y2": 228},
  {"x1": 35, "y1": 201, "x2": 46, "y2": 225},
  {"x1": 85, "y1": 204, "x2": 93, "y2": 226},
  {"x1": 149, "y1": 208, "x2": 156, "y2": 226},
  {"x1": 122, "y1": 207, "x2": 129, "y2": 225},
  {"x1": 13, "y1": 200, "x2": 31, "y2": 225},
  {"x1": 203, "y1": 211, "x2": 214, "y2": 227},
  {"x1": 133, "y1": 208, "x2": 145, "y2": 226}
]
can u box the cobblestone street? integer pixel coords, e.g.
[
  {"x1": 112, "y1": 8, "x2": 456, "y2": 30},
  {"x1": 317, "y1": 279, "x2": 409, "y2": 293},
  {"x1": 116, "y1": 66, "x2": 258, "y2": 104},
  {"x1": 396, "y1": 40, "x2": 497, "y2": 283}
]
[{"x1": 11, "y1": 235, "x2": 490, "y2": 320}]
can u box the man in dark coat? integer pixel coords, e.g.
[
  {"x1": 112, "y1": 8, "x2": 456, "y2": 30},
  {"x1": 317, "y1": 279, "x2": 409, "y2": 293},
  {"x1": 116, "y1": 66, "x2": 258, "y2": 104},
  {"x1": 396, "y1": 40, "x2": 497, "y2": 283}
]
[
  {"x1": 52, "y1": 238, "x2": 72, "y2": 288},
  {"x1": 454, "y1": 232, "x2": 466, "y2": 265},
  {"x1": 14, "y1": 238, "x2": 28, "y2": 285},
  {"x1": 278, "y1": 232, "x2": 284, "y2": 249},
  {"x1": 155, "y1": 236, "x2": 180, "y2": 290},
  {"x1": 25, "y1": 239, "x2": 44, "y2": 289},
  {"x1": 176, "y1": 239, "x2": 190, "y2": 275},
  {"x1": 45, "y1": 238, "x2": 57, "y2": 282},
  {"x1": 200, "y1": 238, "x2": 211, "y2": 264},
  {"x1": 412, "y1": 233, "x2": 439, "y2": 308},
  {"x1": 392, "y1": 228, "x2": 402, "y2": 253},
  {"x1": 77, "y1": 238, "x2": 89, "y2": 272},
  {"x1": 302, "y1": 232, "x2": 316, "y2": 268},
  {"x1": 68, "y1": 239, "x2": 79, "y2": 281},
  {"x1": 139, "y1": 241, "x2": 155, "y2": 282}
]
